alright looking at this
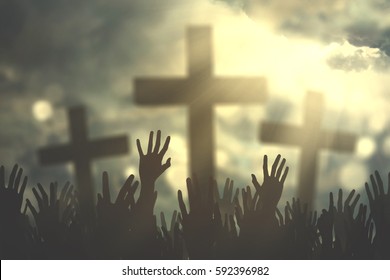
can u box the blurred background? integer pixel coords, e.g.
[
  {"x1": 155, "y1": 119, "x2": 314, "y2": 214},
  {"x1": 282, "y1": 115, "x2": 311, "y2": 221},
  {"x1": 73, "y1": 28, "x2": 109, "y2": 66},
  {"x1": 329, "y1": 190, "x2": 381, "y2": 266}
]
[{"x1": 0, "y1": 0, "x2": 389, "y2": 219}]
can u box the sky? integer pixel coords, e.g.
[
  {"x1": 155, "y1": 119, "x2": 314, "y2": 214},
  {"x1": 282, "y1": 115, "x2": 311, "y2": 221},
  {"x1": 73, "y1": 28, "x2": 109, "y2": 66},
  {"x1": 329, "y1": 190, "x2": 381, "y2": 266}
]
[{"x1": 0, "y1": 0, "x2": 389, "y2": 218}]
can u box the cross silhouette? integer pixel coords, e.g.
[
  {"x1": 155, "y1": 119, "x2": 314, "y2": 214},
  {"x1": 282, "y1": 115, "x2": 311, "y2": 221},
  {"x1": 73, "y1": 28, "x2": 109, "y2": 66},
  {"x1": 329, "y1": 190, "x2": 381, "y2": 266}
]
[
  {"x1": 38, "y1": 106, "x2": 129, "y2": 223},
  {"x1": 260, "y1": 92, "x2": 357, "y2": 206},
  {"x1": 135, "y1": 26, "x2": 267, "y2": 189}
]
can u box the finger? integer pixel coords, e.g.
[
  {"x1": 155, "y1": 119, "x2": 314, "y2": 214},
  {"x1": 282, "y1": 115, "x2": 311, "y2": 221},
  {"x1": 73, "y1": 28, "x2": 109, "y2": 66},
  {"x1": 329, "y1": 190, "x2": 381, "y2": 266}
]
[
  {"x1": 286, "y1": 201, "x2": 293, "y2": 218},
  {"x1": 37, "y1": 183, "x2": 48, "y2": 207},
  {"x1": 162, "y1": 158, "x2": 171, "y2": 172},
  {"x1": 356, "y1": 204, "x2": 363, "y2": 221},
  {"x1": 363, "y1": 206, "x2": 368, "y2": 225},
  {"x1": 153, "y1": 130, "x2": 161, "y2": 154},
  {"x1": 117, "y1": 174, "x2": 134, "y2": 204},
  {"x1": 223, "y1": 178, "x2": 229, "y2": 200},
  {"x1": 344, "y1": 189, "x2": 355, "y2": 210},
  {"x1": 160, "y1": 135, "x2": 171, "y2": 156},
  {"x1": 213, "y1": 179, "x2": 220, "y2": 201},
  {"x1": 214, "y1": 203, "x2": 222, "y2": 226},
  {"x1": 160, "y1": 212, "x2": 167, "y2": 230},
  {"x1": 375, "y1": 171, "x2": 384, "y2": 196},
  {"x1": 65, "y1": 185, "x2": 74, "y2": 205},
  {"x1": 252, "y1": 190, "x2": 260, "y2": 211},
  {"x1": 337, "y1": 189, "x2": 343, "y2": 213},
  {"x1": 368, "y1": 222, "x2": 374, "y2": 242},
  {"x1": 8, "y1": 164, "x2": 18, "y2": 190},
  {"x1": 0, "y1": 166, "x2": 5, "y2": 189},
  {"x1": 228, "y1": 179, "x2": 234, "y2": 202},
  {"x1": 251, "y1": 174, "x2": 261, "y2": 191},
  {"x1": 50, "y1": 182, "x2": 58, "y2": 207},
  {"x1": 147, "y1": 131, "x2": 154, "y2": 154},
  {"x1": 130, "y1": 180, "x2": 139, "y2": 196},
  {"x1": 59, "y1": 182, "x2": 70, "y2": 204},
  {"x1": 178, "y1": 190, "x2": 188, "y2": 219},
  {"x1": 263, "y1": 155, "x2": 269, "y2": 178},
  {"x1": 365, "y1": 183, "x2": 374, "y2": 207},
  {"x1": 229, "y1": 215, "x2": 237, "y2": 236},
  {"x1": 350, "y1": 193, "x2": 360, "y2": 213},
  {"x1": 313, "y1": 211, "x2": 317, "y2": 226},
  {"x1": 271, "y1": 154, "x2": 281, "y2": 177},
  {"x1": 102, "y1": 171, "x2": 111, "y2": 202},
  {"x1": 22, "y1": 201, "x2": 28, "y2": 215},
  {"x1": 14, "y1": 167, "x2": 23, "y2": 192},
  {"x1": 26, "y1": 199, "x2": 38, "y2": 220},
  {"x1": 19, "y1": 175, "x2": 28, "y2": 196},
  {"x1": 284, "y1": 205, "x2": 290, "y2": 223},
  {"x1": 127, "y1": 184, "x2": 138, "y2": 210},
  {"x1": 235, "y1": 205, "x2": 242, "y2": 226},
  {"x1": 370, "y1": 174, "x2": 379, "y2": 199},
  {"x1": 233, "y1": 188, "x2": 239, "y2": 203},
  {"x1": 171, "y1": 210, "x2": 178, "y2": 233},
  {"x1": 242, "y1": 188, "x2": 249, "y2": 214},
  {"x1": 32, "y1": 187, "x2": 43, "y2": 210},
  {"x1": 281, "y1": 167, "x2": 289, "y2": 184},
  {"x1": 276, "y1": 158, "x2": 286, "y2": 180},
  {"x1": 136, "y1": 139, "x2": 144, "y2": 156},
  {"x1": 329, "y1": 192, "x2": 334, "y2": 213},
  {"x1": 275, "y1": 208, "x2": 283, "y2": 225},
  {"x1": 186, "y1": 178, "x2": 195, "y2": 211},
  {"x1": 152, "y1": 191, "x2": 158, "y2": 207}
]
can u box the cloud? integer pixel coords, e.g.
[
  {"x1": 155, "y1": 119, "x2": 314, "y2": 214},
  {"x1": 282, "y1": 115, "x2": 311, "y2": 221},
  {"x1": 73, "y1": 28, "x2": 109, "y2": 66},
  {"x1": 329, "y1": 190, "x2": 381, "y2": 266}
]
[{"x1": 216, "y1": 0, "x2": 390, "y2": 69}]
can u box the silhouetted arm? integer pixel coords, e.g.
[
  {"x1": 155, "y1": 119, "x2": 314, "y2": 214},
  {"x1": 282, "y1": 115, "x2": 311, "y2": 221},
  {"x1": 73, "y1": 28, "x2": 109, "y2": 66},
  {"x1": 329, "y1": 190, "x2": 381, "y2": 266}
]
[
  {"x1": 365, "y1": 171, "x2": 390, "y2": 258},
  {"x1": 136, "y1": 130, "x2": 170, "y2": 214},
  {"x1": 177, "y1": 176, "x2": 214, "y2": 259},
  {"x1": 251, "y1": 154, "x2": 288, "y2": 215}
]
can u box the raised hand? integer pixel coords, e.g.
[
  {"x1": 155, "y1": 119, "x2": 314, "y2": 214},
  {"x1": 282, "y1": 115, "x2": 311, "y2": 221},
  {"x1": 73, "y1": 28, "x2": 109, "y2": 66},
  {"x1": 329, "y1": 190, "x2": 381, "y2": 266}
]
[
  {"x1": 137, "y1": 130, "x2": 171, "y2": 185},
  {"x1": 159, "y1": 211, "x2": 184, "y2": 259},
  {"x1": 332, "y1": 189, "x2": 360, "y2": 255},
  {"x1": 160, "y1": 210, "x2": 178, "y2": 236},
  {"x1": 26, "y1": 182, "x2": 73, "y2": 244},
  {"x1": 349, "y1": 204, "x2": 374, "y2": 259},
  {"x1": 365, "y1": 171, "x2": 390, "y2": 258},
  {"x1": 0, "y1": 165, "x2": 31, "y2": 259},
  {"x1": 213, "y1": 178, "x2": 239, "y2": 228},
  {"x1": 252, "y1": 154, "x2": 288, "y2": 214},
  {"x1": 234, "y1": 185, "x2": 259, "y2": 229},
  {"x1": 0, "y1": 165, "x2": 28, "y2": 221},
  {"x1": 317, "y1": 192, "x2": 334, "y2": 253},
  {"x1": 95, "y1": 171, "x2": 139, "y2": 258},
  {"x1": 177, "y1": 176, "x2": 214, "y2": 259},
  {"x1": 97, "y1": 172, "x2": 138, "y2": 231},
  {"x1": 286, "y1": 198, "x2": 318, "y2": 259}
]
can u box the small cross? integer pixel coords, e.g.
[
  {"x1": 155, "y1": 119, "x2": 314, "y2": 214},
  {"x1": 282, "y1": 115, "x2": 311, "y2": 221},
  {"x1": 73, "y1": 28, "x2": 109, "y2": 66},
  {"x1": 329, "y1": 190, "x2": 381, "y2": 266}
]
[
  {"x1": 260, "y1": 92, "x2": 357, "y2": 207},
  {"x1": 38, "y1": 106, "x2": 129, "y2": 223},
  {"x1": 135, "y1": 26, "x2": 267, "y2": 188}
]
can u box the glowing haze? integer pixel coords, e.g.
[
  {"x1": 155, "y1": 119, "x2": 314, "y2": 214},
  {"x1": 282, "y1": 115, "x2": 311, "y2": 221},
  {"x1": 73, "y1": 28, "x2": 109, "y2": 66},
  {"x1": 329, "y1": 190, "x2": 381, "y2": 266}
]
[{"x1": 0, "y1": 0, "x2": 389, "y2": 213}]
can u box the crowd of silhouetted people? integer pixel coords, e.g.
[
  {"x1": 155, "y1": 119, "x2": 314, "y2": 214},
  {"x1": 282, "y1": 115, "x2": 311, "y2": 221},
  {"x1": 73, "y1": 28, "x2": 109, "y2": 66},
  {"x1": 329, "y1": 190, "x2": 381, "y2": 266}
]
[{"x1": 1, "y1": 131, "x2": 389, "y2": 259}]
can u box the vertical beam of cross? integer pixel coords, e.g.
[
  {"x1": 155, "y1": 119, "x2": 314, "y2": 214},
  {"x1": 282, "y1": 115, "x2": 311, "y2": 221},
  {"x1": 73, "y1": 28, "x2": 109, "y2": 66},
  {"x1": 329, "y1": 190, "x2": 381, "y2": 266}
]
[
  {"x1": 38, "y1": 106, "x2": 129, "y2": 224},
  {"x1": 134, "y1": 26, "x2": 268, "y2": 189},
  {"x1": 260, "y1": 92, "x2": 357, "y2": 207}
]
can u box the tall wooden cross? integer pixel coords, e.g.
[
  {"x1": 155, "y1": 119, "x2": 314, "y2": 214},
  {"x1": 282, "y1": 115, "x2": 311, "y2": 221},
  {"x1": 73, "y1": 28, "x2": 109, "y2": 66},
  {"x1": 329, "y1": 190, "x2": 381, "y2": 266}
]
[
  {"x1": 38, "y1": 106, "x2": 129, "y2": 223},
  {"x1": 260, "y1": 92, "x2": 357, "y2": 207},
  {"x1": 134, "y1": 26, "x2": 267, "y2": 189}
]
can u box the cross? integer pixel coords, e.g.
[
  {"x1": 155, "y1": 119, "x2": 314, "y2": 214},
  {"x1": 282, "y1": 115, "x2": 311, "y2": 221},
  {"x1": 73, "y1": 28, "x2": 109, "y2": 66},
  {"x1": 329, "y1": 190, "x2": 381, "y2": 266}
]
[
  {"x1": 260, "y1": 91, "x2": 357, "y2": 207},
  {"x1": 134, "y1": 26, "x2": 267, "y2": 189},
  {"x1": 38, "y1": 106, "x2": 129, "y2": 223}
]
